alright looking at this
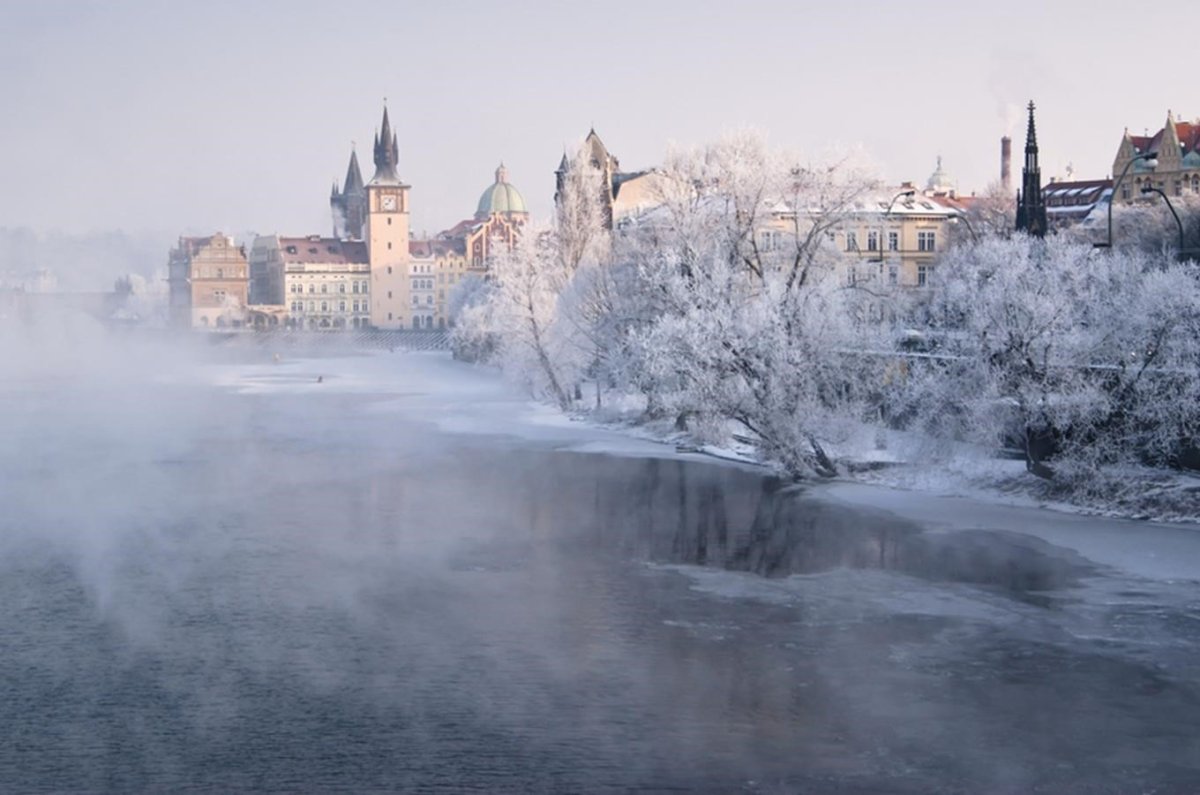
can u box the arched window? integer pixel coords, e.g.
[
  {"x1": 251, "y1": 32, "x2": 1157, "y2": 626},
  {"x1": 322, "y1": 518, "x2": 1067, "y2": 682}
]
[
  {"x1": 321, "y1": 301, "x2": 328, "y2": 312},
  {"x1": 321, "y1": 284, "x2": 328, "y2": 294}
]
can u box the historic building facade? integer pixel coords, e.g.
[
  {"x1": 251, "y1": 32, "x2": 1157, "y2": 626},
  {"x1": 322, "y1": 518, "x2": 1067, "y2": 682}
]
[
  {"x1": 167, "y1": 233, "x2": 249, "y2": 328},
  {"x1": 1113, "y1": 111, "x2": 1200, "y2": 202},
  {"x1": 249, "y1": 235, "x2": 370, "y2": 329}
]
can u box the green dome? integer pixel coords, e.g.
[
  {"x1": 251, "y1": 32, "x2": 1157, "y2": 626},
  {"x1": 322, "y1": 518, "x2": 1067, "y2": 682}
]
[{"x1": 476, "y1": 164, "x2": 527, "y2": 218}]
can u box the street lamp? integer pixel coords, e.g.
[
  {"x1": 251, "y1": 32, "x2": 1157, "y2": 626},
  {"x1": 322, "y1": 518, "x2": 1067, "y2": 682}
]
[
  {"x1": 1101, "y1": 151, "x2": 1158, "y2": 249},
  {"x1": 872, "y1": 189, "x2": 915, "y2": 264},
  {"x1": 1140, "y1": 185, "x2": 1187, "y2": 258},
  {"x1": 947, "y1": 213, "x2": 979, "y2": 244}
]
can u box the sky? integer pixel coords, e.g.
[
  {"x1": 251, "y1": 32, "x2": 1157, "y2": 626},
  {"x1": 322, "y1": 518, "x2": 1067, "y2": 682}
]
[{"x1": 0, "y1": 0, "x2": 1192, "y2": 240}]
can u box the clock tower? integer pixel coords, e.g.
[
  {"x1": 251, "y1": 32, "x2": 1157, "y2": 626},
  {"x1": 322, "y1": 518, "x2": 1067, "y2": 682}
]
[{"x1": 366, "y1": 104, "x2": 411, "y2": 329}]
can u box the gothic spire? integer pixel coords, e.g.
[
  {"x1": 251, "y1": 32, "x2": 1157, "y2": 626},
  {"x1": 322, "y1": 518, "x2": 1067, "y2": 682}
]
[
  {"x1": 370, "y1": 103, "x2": 400, "y2": 184},
  {"x1": 1015, "y1": 101, "x2": 1047, "y2": 238},
  {"x1": 343, "y1": 147, "x2": 364, "y2": 194}
]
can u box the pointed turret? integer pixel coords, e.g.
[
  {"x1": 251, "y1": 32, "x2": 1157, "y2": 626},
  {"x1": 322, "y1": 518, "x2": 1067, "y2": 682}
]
[
  {"x1": 332, "y1": 143, "x2": 368, "y2": 240},
  {"x1": 1157, "y1": 110, "x2": 1182, "y2": 168},
  {"x1": 343, "y1": 148, "x2": 364, "y2": 194},
  {"x1": 370, "y1": 104, "x2": 401, "y2": 184},
  {"x1": 1015, "y1": 101, "x2": 1047, "y2": 238}
]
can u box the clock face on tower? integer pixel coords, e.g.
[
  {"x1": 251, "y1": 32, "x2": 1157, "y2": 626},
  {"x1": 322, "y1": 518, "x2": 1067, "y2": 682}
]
[{"x1": 381, "y1": 194, "x2": 397, "y2": 211}]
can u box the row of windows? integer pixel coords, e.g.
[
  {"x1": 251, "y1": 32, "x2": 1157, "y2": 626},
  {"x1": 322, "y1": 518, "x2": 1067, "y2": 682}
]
[
  {"x1": 410, "y1": 295, "x2": 435, "y2": 306},
  {"x1": 288, "y1": 281, "x2": 369, "y2": 295},
  {"x1": 1122, "y1": 174, "x2": 1200, "y2": 199},
  {"x1": 288, "y1": 300, "x2": 369, "y2": 313},
  {"x1": 846, "y1": 230, "x2": 932, "y2": 252},
  {"x1": 846, "y1": 263, "x2": 931, "y2": 287}
]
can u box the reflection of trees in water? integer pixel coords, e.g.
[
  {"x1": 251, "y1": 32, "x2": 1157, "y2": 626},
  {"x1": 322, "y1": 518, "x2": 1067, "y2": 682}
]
[{"x1": 435, "y1": 448, "x2": 1088, "y2": 591}]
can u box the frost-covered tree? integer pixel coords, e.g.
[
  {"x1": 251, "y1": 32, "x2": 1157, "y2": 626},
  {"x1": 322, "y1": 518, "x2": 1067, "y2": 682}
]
[
  {"x1": 899, "y1": 235, "x2": 1200, "y2": 484},
  {"x1": 611, "y1": 132, "x2": 882, "y2": 477}
]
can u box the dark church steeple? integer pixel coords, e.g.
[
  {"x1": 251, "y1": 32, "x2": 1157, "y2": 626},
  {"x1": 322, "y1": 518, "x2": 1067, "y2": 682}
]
[
  {"x1": 1015, "y1": 101, "x2": 1048, "y2": 238},
  {"x1": 370, "y1": 104, "x2": 400, "y2": 184},
  {"x1": 330, "y1": 145, "x2": 366, "y2": 239}
]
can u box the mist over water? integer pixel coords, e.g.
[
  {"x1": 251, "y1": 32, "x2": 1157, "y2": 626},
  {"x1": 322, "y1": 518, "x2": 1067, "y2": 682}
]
[{"x1": 3, "y1": 323, "x2": 1200, "y2": 793}]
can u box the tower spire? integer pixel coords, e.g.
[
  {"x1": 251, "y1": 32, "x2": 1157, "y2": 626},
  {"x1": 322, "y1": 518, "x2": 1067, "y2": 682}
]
[
  {"x1": 1015, "y1": 101, "x2": 1047, "y2": 238},
  {"x1": 370, "y1": 102, "x2": 400, "y2": 184}
]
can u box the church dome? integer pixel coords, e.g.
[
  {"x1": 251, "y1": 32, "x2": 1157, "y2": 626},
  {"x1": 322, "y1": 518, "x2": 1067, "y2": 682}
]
[
  {"x1": 476, "y1": 164, "x2": 527, "y2": 218},
  {"x1": 926, "y1": 155, "x2": 954, "y2": 193}
]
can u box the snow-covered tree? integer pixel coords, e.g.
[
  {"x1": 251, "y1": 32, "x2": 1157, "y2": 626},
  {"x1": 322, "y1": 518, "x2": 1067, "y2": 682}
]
[{"x1": 899, "y1": 235, "x2": 1200, "y2": 484}]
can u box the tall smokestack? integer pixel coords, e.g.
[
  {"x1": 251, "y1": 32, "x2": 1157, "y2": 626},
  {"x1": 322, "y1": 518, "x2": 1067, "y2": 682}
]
[{"x1": 1001, "y1": 136, "x2": 1012, "y2": 191}]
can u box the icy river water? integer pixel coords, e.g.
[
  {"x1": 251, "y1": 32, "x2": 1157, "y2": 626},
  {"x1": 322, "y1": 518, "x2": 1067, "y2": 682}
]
[{"x1": 2, "y1": 341, "x2": 1200, "y2": 793}]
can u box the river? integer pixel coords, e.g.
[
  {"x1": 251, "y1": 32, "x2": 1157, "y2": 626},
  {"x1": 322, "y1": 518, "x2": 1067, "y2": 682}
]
[{"x1": 2, "y1": 340, "x2": 1198, "y2": 793}]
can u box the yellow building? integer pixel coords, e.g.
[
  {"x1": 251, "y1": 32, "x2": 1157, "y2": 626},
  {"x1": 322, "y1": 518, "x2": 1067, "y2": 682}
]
[
  {"x1": 167, "y1": 233, "x2": 249, "y2": 328},
  {"x1": 821, "y1": 187, "x2": 965, "y2": 289}
]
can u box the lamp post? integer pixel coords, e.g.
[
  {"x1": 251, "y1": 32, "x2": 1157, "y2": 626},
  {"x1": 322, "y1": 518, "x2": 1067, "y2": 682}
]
[
  {"x1": 1140, "y1": 185, "x2": 1187, "y2": 258},
  {"x1": 948, "y1": 213, "x2": 979, "y2": 244},
  {"x1": 873, "y1": 189, "x2": 915, "y2": 263},
  {"x1": 1102, "y1": 151, "x2": 1158, "y2": 249}
]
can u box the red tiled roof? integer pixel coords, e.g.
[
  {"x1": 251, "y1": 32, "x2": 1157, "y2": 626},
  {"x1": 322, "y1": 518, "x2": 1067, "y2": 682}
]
[
  {"x1": 1131, "y1": 121, "x2": 1200, "y2": 156},
  {"x1": 277, "y1": 236, "x2": 367, "y2": 264}
]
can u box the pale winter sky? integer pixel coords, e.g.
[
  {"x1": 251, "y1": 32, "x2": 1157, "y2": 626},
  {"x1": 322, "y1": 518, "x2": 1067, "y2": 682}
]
[{"x1": 0, "y1": 0, "x2": 1190, "y2": 239}]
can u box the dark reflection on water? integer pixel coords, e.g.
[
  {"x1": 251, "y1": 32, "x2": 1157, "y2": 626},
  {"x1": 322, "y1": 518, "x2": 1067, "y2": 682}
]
[{"x1": 1, "y1": 390, "x2": 1198, "y2": 793}]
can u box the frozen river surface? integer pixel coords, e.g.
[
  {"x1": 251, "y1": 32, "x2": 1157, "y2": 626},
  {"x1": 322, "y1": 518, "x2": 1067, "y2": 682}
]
[{"x1": 2, "y1": 340, "x2": 1200, "y2": 793}]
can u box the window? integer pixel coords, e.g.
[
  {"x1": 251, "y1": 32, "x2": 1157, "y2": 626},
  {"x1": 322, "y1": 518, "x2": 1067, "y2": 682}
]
[
  {"x1": 888, "y1": 231, "x2": 899, "y2": 251},
  {"x1": 887, "y1": 264, "x2": 898, "y2": 285},
  {"x1": 339, "y1": 301, "x2": 346, "y2": 311},
  {"x1": 308, "y1": 301, "x2": 315, "y2": 311},
  {"x1": 217, "y1": 269, "x2": 223, "y2": 279},
  {"x1": 387, "y1": 217, "x2": 392, "y2": 225},
  {"x1": 320, "y1": 284, "x2": 328, "y2": 294},
  {"x1": 321, "y1": 301, "x2": 328, "y2": 312},
  {"x1": 426, "y1": 295, "x2": 433, "y2": 305},
  {"x1": 845, "y1": 231, "x2": 858, "y2": 252},
  {"x1": 338, "y1": 284, "x2": 346, "y2": 293},
  {"x1": 387, "y1": 266, "x2": 392, "y2": 274},
  {"x1": 388, "y1": 312, "x2": 393, "y2": 320},
  {"x1": 412, "y1": 295, "x2": 418, "y2": 305},
  {"x1": 867, "y1": 231, "x2": 879, "y2": 252},
  {"x1": 308, "y1": 284, "x2": 315, "y2": 294},
  {"x1": 917, "y1": 231, "x2": 936, "y2": 252},
  {"x1": 917, "y1": 265, "x2": 930, "y2": 287},
  {"x1": 1122, "y1": 185, "x2": 1131, "y2": 200},
  {"x1": 1176, "y1": 180, "x2": 1183, "y2": 197},
  {"x1": 352, "y1": 282, "x2": 359, "y2": 294},
  {"x1": 387, "y1": 291, "x2": 392, "y2": 299},
  {"x1": 387, "y1": 242, "x2": 392, "y2": 250}
]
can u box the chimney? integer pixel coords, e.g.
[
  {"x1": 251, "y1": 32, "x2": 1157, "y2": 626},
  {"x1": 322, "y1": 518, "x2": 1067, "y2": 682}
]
[{"x1": 1001, "y1": 136, "x2": 1012, "y2": 191}]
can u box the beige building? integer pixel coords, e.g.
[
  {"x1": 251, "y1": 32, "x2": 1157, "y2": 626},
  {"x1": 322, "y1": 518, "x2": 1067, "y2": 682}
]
[
  {"x1": 167, "y1": 233, "x2": 249, "y2": 328},
  {"x1": 249, "y1": 235, "x2": 370, "y2": 330},
  {"x1": 1113, "y1": 111, "x2": 1200, "y2": 201},
  {"x1": 823, "y1": 187, "x2": 964, "y2": 289}
]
